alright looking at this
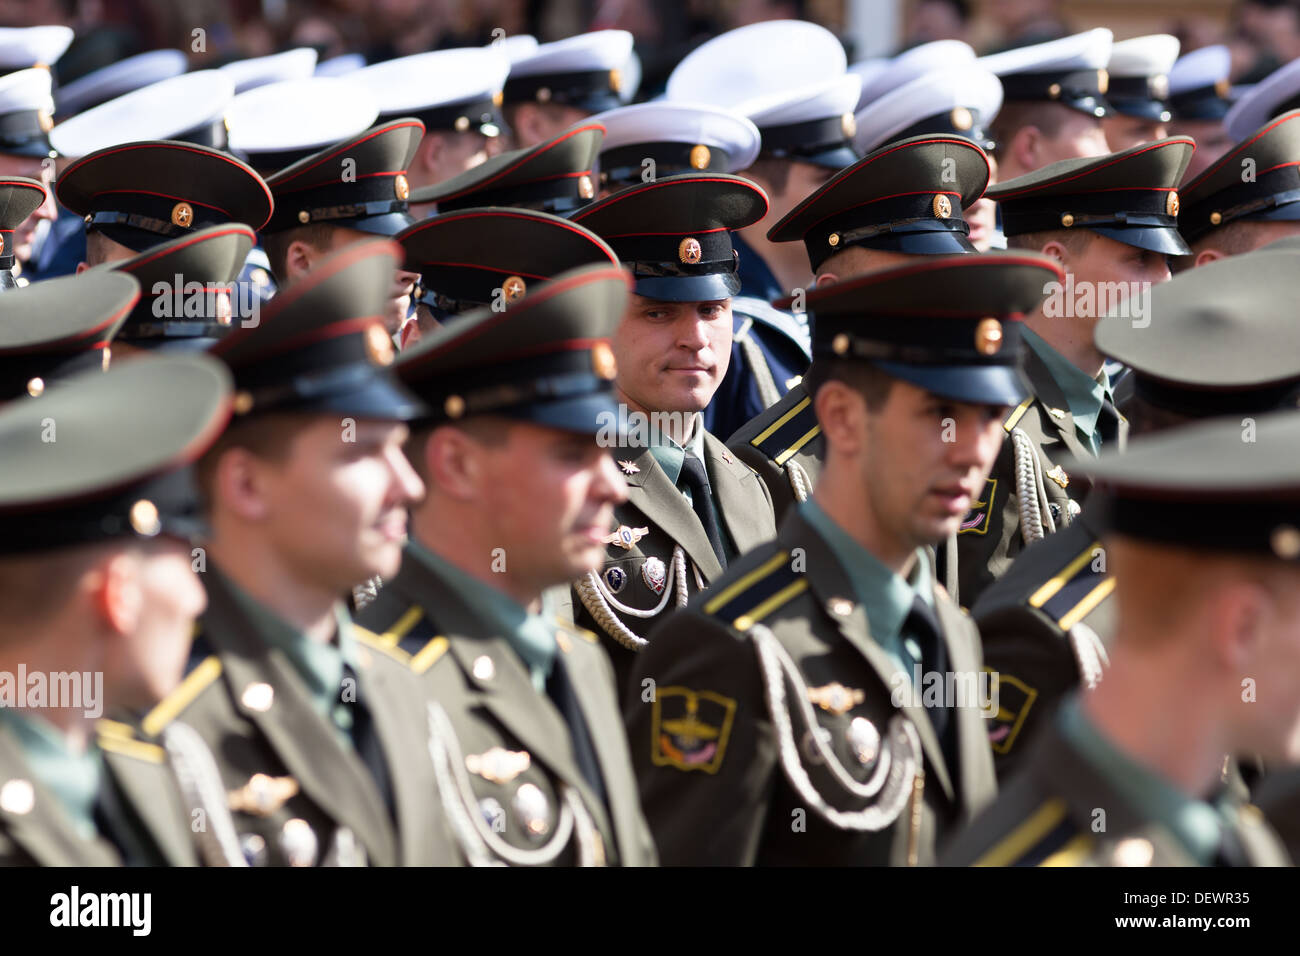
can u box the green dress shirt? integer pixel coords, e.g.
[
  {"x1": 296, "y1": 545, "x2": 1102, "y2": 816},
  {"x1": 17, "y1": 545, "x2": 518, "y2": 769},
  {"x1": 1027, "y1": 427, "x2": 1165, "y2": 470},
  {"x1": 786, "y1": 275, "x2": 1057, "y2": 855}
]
[{"x1": 1023, "y1": 327, "x2": 1115, "y2": 455}]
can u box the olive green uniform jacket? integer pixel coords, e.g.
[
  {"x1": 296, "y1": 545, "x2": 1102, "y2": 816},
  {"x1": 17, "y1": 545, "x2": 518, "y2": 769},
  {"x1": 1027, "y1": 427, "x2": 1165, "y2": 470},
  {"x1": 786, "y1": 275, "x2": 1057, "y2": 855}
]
[
  {"x1": 624, "y1": 508, "x2": 997, "y2": 865},
  {"x1": 572, "y1": 432, "x2": 777, "y2": 702},
  {"x1": 357, "y1": 544, "x2": 657, "y2": 866},
  {"x1": 137, "y1": 564, "x2": 459, "y2": 866}
]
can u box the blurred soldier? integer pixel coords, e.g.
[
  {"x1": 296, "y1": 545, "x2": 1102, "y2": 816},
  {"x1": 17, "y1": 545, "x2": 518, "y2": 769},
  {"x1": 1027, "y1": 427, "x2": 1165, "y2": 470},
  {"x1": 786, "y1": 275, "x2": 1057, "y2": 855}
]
[
  {"x1": 358, "y1": 265, "x2": 657, "y2": 866},
  {"x1": 981, "y1": 29, "x2": 1114, "y2": 181},
  {"x1": 951, "y1": 138, "x2": 1192, "y2": 605},
  {"x1": 975, "y1": 248, "x2": 1300, "y2": 778},
  {"x1": 0, "y1": 337, "x2": 241, "y2": 865},
  {"x1": 1178, "y1": 110, "x2": 1300, "y2": 269},
  {"x1": 943, "y1": 413, "x2": 1300, "y2": 866},
  {"x1": 141, "y1": 239, "x2": 457, "y2": 866},
  {"x1": 1102, "y1": 35, "x2": 1178, "y2": 151},
  {"x1": 625, "y1": 253, "x2": 1061, "y2": 864},
  {"x1": 1167, "y1": 45, "x2": 1235, "y2": 182}
]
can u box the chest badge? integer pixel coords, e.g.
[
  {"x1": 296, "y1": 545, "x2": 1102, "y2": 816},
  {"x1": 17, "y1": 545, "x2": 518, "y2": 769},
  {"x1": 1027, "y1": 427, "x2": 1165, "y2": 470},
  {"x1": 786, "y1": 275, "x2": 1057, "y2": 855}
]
[
  {"x1": 641, "y1": 555, "x2": 667, "y2": 594},
  {"x1": 603, "y1": 525, "x2": 649, "y2": 550}
]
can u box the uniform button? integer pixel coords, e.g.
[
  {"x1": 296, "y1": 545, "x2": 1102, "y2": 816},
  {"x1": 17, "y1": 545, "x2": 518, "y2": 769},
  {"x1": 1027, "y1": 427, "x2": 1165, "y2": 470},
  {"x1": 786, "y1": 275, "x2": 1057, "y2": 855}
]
[
  {"x1": 0, "y1": 779, "x2": 34, "y2": 815},
  {"x1": 241, "y1": 682, "x2": 274, "y2": 711},
  {"x1": 472, "y1": 656, "x2": 496, "y2": 681},
  {"x1": 1112, "y1": 837, "x2": 1154, "y2": 867},
  {"x1": 827, "y1": 597, "x2": 854, "y2": 617}
]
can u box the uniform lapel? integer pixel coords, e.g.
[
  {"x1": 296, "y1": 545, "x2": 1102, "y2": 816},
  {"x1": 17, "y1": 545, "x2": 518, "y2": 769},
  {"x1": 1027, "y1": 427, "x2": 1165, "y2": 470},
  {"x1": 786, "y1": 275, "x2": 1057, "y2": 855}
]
[
  {"x1": 1022, "y1": 344, "x2": 1096, "y2": 464},
  {"x1": 618, "y1": 445, "x2": 724, "y2": 580},
  {"x1": 0, "y1": 727, "x2": 120, "y2": 866},
  {"x1": 550, "y1": 635, "x2": 643, "y2": 862},
  {"x1": 781, "y1": 515, "x2": 957, "y2": 803},
  {"x1": 703, "y1": 430, "x2": 776, "y2": 556},
  {"x1": 201, "y1": 571, "x2": 397, "y2": 866},
  {"x1": 100, "y1": 746, "x2": 198, "y2": 865},
  {"x1": 930, "y1": 583, "x2": 997, "y2": 816}
]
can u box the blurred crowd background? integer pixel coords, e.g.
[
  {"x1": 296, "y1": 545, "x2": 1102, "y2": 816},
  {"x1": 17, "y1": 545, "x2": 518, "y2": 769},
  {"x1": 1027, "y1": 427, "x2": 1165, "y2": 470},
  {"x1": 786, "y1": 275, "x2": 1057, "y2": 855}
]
[{"x1": 7, "y1": 0, "x2": 1299, "y2": 104}]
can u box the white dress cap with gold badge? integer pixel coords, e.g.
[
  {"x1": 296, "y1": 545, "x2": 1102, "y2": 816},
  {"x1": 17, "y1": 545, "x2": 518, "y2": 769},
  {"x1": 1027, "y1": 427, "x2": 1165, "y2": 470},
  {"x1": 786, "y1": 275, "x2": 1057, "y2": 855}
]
[
  {"x1": 314, "y1": 53, "x2": 365, "y2": 78},
  {"x1": 855, "y1": 39, "x2": 976, "y2": 110},
  {"x1": 1106, "y1": 34, "x2": 1180, "y2": 121},
  {"x1": 49, "y1": 71, "x2": 235, "y2": 158},
  {"x1": 349, "y1": 47, "x2": 509, "y2": 128},
  {"x1": 504, "y1": 30, "x2": 636, "y2": 110},
  {"x1": 590, "y1": 100, "x2": 760, "y2": 186}
]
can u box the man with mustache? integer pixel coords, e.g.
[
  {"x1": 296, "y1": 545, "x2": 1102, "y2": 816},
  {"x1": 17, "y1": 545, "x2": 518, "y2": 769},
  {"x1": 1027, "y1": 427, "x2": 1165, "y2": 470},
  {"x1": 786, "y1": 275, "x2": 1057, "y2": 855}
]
[
  {"x1": 567, "y1": 173, "x2": 779, "y2": 698},
  {"x1": 624, "y1": 252, "x2": 1061, "y2": 864},
  {"x1": 139, "y1": 239, "x2": 458, "y2": 866},
  {"x1": 356, "y1": 265, "x2": 656, "y2": 866}
]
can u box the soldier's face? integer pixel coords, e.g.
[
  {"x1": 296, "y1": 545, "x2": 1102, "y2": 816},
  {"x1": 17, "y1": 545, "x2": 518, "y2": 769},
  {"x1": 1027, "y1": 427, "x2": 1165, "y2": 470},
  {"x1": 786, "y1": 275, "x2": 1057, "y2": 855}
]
[
  {"x1": 248, "y1": 417, "x2": 424, "y2": 590},
  {"x1": 321, "y1": 227, "x2": 420, "y2": 334},
  {"x1": 466, "y1": 422, "x2": 628, "y2": 591},
  {"x1": 614, "y1": 294, "x2": 732, "y2": 416},
  {"x1": 1102, "y1": 116, "x2": 1168, "y2": 152},
  {"x1": 1035, "y1": 111, "x2": 1110, "y2": 168},
  {"x1": 1064, "y1": 233, "x2": 1171, "y2": 313},
  {"x1": 860, "y1": 381, "x2": 1006, "y2": 549},
  {"x1": 1171, "y1": 120, "x2": 1234, "y2": 182},
  {"x1": 118, "y1": 540, "x2": 207, "y2": 708}
]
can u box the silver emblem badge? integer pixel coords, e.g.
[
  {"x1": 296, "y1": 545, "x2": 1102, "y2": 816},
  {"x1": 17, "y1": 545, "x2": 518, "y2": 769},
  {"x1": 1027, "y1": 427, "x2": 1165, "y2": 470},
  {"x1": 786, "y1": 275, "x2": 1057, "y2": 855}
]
[
  {"x1": 846, "y1": 717, "x2": 881, "y2": 766},
  {"x1": 512, "y1": 782, "x2": 551, "y2": 837},
  {"x1": 641, "y1": 556, "x2": 667, "y2": 594}
]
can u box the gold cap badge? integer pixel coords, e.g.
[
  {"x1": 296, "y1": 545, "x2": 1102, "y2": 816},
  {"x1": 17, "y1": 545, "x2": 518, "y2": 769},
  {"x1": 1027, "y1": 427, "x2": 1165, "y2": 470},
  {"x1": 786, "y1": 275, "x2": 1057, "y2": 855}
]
[
  {"x1": 454, "y1": 115, "x2": 470, "y2": 132},
  {"x1": 365, "y1": 324, "x2": 394, "y2": 366},
  {"x1": 1060, "y1": 212, "x2": 1075, "y2": 228},
  {"x1": 501, "y1": 275, "x2": 527, "y2": 301},
  {"x1": 444, "y1": 394, "x2": 465, "y2": 419},
  {"x1": 1097, "y1": 69, "x2": 1109, "y2": 95},
  {"x1": 950, "y1": 107, "x2": 973, "y2": 131},
  {"x1": 25, "y1": 376, "x2": 44, "y2": 397},
  {"x1": 1166, "y1": 191, "x2": 1179, "y2": 217},
  {"x1": 297, "y1": 210, "x2": 311, "y2": 224},
  {"x1": 689, "y1": 144, "x2": 711, "y2": 169},
  {"x1": 678, "y1": 236, "x2": 702, "y2": 264},
  {"x1": 933, "y1": 194, "x2": 952, "y2": 219},
  {"x1": 840, "y1": 113, "x2": 856, "y2": 138},
  {"x1": 831, "y1": 332, "x2": 851, "y2": 356},
  {"x1": 394, "y1": 174, "x2": 409, "y2": 201},
  {"x1": 129, "y1": 499, "x2": 161, "y2": 537},
  {"x1": 171, "y1": 202, "x2": 193, "y2": 227},
  {"x1": 591, "y1": 340, "x2": 617, "y2": 380},
  {"x1": 974, "y1": 317, "x2": 1003, "y2": 355},
  {"x1": 578, "y1": 174, "x2": 594, "y2": 199},
  {"x1": 1271, "y1": 525, "x2": 1300, "y2": 559}
]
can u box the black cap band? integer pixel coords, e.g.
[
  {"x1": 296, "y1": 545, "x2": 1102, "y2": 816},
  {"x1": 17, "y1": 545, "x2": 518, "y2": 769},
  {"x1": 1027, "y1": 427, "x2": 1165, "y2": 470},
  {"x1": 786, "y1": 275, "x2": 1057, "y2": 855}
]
[
  {"x1": 999, "y1": 68, "x2": 1112, "y2": 117},
  {"x1": 388, "y1": 96, "x2": 503, "y2": 136},
  {"x1": 504, "y1": 69, "x2": 623, "y2": 112},
  {"x1": 760, "y1": 113, "x2": 856, "y2": 161},
  {"x1": 1181, "y1": 166, "x2": 1300, "y2": 242},
  {"x1": 813, "y1": 312, "x2": 1023, "y2": 365},
  {"x1": 599, "y1": 142, "x2": 730, "y2": 187}
]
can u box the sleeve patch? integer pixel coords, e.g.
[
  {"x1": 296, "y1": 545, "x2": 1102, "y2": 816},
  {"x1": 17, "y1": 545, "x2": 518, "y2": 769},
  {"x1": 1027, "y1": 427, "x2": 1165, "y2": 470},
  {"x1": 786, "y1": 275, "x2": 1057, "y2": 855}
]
[
  {"x1": 986, "y1": 668, "x2": 1038, "y2": 755},
  {"x1": 650, "y1": 686, "x2": 737, "y2": 774}
]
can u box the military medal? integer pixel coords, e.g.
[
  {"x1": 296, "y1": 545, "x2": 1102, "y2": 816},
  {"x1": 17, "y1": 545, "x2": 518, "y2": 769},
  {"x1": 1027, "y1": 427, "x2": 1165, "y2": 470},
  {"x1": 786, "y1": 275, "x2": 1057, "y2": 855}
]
[
  {"x1": 806, "y1": 682, "x2": 865, "y2": 716},
  {"x1": 846, "y1": 717, "x2": 881, "y2": 766},
  {"x1": 641, "y1": 556, "x2": 667, "y2": 594},
  {"x1": 465, "y1": 747, "x2": 532, "y2": 785},
  {"x1": 512, "y1": 782, "x2": 551, "y2": 837},
  {"x1": 603, "y1": 525, "x2": 649, "y2": 549},
  {"x1": 603, "y1": 566, "x2": 627, "y2": 594}
]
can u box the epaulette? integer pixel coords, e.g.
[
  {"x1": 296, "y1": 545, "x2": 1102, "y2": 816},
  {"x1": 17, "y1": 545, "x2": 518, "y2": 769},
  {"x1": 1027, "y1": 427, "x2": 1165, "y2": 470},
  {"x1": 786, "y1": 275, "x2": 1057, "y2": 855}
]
[
  {"x1": 555, "y1": 617, "x2": 599, "y2": 643},
  {"x1": 96, "y1": 718, "x2": 165, "y2": 763},
  {"x1": 748, "y1": 394, "x2": 820, "y2": 468},
  {"x1": 358, "y1": 608, "x2": 449, "y2": 675},
  {"x1": 1003, "y1": 395, "x2": 1036, "y2": 433},
  {"x1": 702, "y1": 551, "x2": 808, "y2": 631},
  {"x1": 140, "y1": 656, "x2": 222, "y2": 738},
  {"x1": 1027, "y1": 539, "x2": 1114, "y2": 632},
  {"x1": 973, "y1": 798, "x2": 1094, "y2": 866}
]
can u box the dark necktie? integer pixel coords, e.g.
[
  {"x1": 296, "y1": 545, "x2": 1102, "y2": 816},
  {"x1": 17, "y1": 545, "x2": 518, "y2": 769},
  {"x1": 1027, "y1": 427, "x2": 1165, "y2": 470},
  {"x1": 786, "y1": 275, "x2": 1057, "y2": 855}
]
[
  {"x1": 342, "y1": 663, "x2": 396, "y2": 822},
  {"x1": 679, "y1": 452, "x2": 727, "y2": 569},
  {"x1": 544, "y1": 656, "x2": 609, "y2": 809},
  {"x1": 903, "y1": 595, "x2": 958, "y2": 777},
  {"x1": 1097, "y1": 399, "x2": 1122, "y2": 449}
]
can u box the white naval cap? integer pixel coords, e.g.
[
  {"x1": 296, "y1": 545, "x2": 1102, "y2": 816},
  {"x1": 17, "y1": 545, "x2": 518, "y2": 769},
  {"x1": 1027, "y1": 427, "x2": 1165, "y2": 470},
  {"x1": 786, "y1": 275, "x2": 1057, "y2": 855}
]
[
  {"x1": 55, "y1": 49, "x2": 188, "y2": 116},
  {"x1": 979, "y1": 27, "x2": 1113, "y2": 118},
  {"x1": 49, "y1": 70, "x2": 234, "y2": 158},
  {"x1": 848, "y1": 58, "x2": 889, "y2": 109},
  {"x1": 854, "y1": 61, "x2": 1002, "y2": 154},
  {"x1": 503, "y1": 30, "x2": 634, "y2": 112},
  {"x1": 350, "y1": 47, "x2": 508, "y2": 136},
  {"x1": 590, "y1": 101, "x2": 760, "y2": 188},
  {"x1": 225, "y1": 76, "x2": 378, "y2": 175},
  {"x1": 668, "y1": 20, "x2": 858, "y2": 168},
  {"x1": 856, "y1": 39, "x2": 976, "y2": 109},
  {"x1": 1168, "y1": 45, "x2": 1233, "y2": 121},
  {"x1": 1106, "y1": 34, "x2": 1179, "y2": 122},
  {"x1": 0, "y1": 25, "x2": 73, "y2": 72},
  {"x1": 219, "y1": 47, "x2": 317, "y2": 94},
  {"x1": 494, "y1": 34, "x2": 539, "y2": 65},
  {"x1": 1226, "y1": 57, "x2": 1300, "y2": 142},
  {"x1": 0, "y1": 68, "x2": 55, "y2": 158},
  {"x1": 314, "y1": 53, "x2": 364, "y2": 77}
]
